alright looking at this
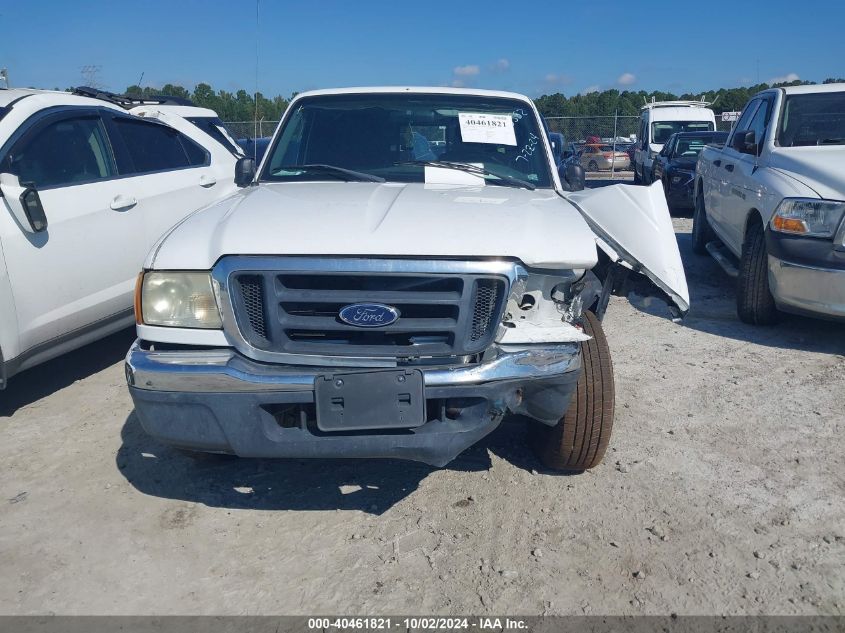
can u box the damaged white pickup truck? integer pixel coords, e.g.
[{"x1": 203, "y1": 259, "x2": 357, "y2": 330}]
[{"x1": 126, "y1": 87, "x2": 689, "y2": 471}]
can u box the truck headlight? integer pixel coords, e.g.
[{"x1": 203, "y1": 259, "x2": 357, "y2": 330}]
[
  {"x1": 771, "y1": 198, "x2": 845, "y2": 238},
  {"x1": 139, "y1": 271, "x2": 222, "y2": 328}
]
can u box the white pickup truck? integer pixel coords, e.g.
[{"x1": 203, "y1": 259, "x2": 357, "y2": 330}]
[
  {"x1": 694, "y1": 84, "x2": 845, "y2": 324},
  {"x1": 126, "y1": 87, "x2": 689, "y2": 471}
]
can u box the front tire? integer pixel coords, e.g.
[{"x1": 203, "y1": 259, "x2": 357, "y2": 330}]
[
  {"x1": 691, "y1": 185, "x2": 714, "y2": 255},
  {"x1": 588, "y1": 160, "x2": 599, "y2": 172},
  {"x1": 529, "y1": 311, "x2": 615, "y2": 472},
  {"x1": 736, "y1": 220, "x2": 779, "y2": 325}
]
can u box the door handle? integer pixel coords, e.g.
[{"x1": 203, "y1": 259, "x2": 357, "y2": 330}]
[
  {"x1": 713, "y1": 159, "x2": 721, "y2": 167},
  {"x1": 110, "y1": 194, "x2": 137, "y2": 211},
  {"x1": 724, "y1": 164, "x2": 735, "y2": 172},
  {"x1": 199, "y1": 174, "x2": 217, "y2": 188}
]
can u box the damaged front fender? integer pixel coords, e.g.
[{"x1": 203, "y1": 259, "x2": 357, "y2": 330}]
[{"x1": 564, "y1": 182, "x2": 690, "y2": 317}]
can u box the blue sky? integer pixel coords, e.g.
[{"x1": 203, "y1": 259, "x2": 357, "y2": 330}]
[{"x1": 2, "y1": 0, "x2": 843, "y2": 98}]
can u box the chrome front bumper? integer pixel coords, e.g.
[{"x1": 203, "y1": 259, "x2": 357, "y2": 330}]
[
  {"x1": 125, "y1": 342, "x2": 581, "y2": 393},
  {"x1": 125, "y1": 342, "x2": 582, "y2": 466},
  {"x1": 769, "y1": 256, "x2": 845, "y2": 320}
]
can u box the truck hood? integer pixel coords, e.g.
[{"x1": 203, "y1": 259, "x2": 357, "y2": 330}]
[
  {"x1": 768, "y1": 147, "x2": 845, "y2": 200},
  {"x1": 149, "y1": 182, "x2": 600, "y2": 271}
]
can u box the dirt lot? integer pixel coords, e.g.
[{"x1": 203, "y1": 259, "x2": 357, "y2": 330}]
[{"x1": 1, "y1": 216, "x2": 843, "y2": 616}]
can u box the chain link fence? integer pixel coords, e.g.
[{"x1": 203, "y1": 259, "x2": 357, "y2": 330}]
[{"x1": 224, "y1": 120, "x2": 280, "y2": 140}]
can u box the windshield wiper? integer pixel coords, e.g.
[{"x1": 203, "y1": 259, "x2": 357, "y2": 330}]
[
  {"x1": 396, "y1": 160, "x2": 536, "y2": 191},
  {"x1": 272, "y1": 164, "x2": 385, "y2": 183},
  {"x1": 818, "y1": 138, "x2": 845, "y2": 145}
]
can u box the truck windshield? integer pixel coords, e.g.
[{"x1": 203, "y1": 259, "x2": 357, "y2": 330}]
[
  {"x1": 777, "y1": 91, "x2": 845, "y2": 146},
  {"x1": 652, "y1": 121, "x2": 714, "y2": 144},
  {"x1": 261, "y1": 93, "x2": 553, "y2": 188}
]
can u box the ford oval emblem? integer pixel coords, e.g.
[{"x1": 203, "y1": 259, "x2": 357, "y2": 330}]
[{"x1": 338, "y1": 303, "x2": 400, "y2": 328}]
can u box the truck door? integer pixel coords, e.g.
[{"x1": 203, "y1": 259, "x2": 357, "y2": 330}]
[
  {"x1": 720, "y1": 95, "x2": 774, "y2": 252},
  {"x1": 708, "y1": 99, "x2": 761, "y2": 253}
]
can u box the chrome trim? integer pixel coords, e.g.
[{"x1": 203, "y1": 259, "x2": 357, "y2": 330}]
[
  {"x1": 211, "y1": 256, "x2": 527, "y2": 367},
  {"x1": 125, "y1": 340, "x2": 580, "y2": 393}
]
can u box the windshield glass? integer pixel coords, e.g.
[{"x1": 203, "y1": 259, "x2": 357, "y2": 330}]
[
  {"x1": 185, "y1": 116, "x2": 243, "y2": 155},
  {"x1": 671, "y1": 133, "x2": 728, "y2": 158},
  {"x1": 778, "y1": 91, "x2": 845, "y2": 146},
  {"x1": 651, "y1": 120, "x2": 714, "y2": 144},
  {"x1": 261, "y1": 93, "x2": 552, "y2": 188}
]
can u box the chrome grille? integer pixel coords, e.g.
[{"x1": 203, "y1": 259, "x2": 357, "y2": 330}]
[
  {"x1": 236, "y1": 275, "x2": 268, "y2": 343},
  {"x1": 224, "y1": 260, "x2": 509, "y2": 359},
  {"x1": 470, "y1": 279, "x2": 500, "y2": 342}
]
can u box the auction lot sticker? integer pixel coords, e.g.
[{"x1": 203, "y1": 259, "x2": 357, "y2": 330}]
[{"x1": 458, "y1": 112, "x2": 517, "y2": 145}]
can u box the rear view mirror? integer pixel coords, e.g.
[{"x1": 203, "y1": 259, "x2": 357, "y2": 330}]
[
  {"x1": 234, "y1": 157, "x2": 256, "y2": 187},
  {"x1": 0, "y1": 172, "x2": 48, "y2": 233},
  {"x1": 560, "y1": 163, "x2": 586, "y2": 192}
]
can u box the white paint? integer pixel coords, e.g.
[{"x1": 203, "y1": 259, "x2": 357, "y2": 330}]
[{"x1": 0, "y1": 89, "x2": 239, "y2": 377}]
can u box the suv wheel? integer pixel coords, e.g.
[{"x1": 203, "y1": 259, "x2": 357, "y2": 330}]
[
  {"x1": 736, "y1": 220, "x2": 779, "y2": 325},
  {"x1": 529, "y1": 311, "x2": 615, "y2": 472},
  {"x1": 588, "y1": 160, "x2": 599, "y2": 172},
  {"x1": 691, "y1": 185, "x2": 714, "y2": 255}
]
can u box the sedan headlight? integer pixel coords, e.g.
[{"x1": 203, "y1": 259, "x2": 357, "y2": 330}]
[
  {"x1": 139, "y1": 271, "x2": 222, "y2": 328},
  {"x1": 771, "y1": 198, "x2": 845, "y2": 238}
]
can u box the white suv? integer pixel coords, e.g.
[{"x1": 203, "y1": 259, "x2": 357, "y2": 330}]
[{"x1": 0, "y1": 88, "x2": 240, "y2": 388}]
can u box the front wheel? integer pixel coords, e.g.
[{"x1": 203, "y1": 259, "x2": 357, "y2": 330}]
[
  {"x1": 529, "y1": 311, "x2": 615, "y2": 472},
  {"x1": 736, "y1": 221, "x2": 779, "y2": 325},
  {"x1": 588, "y1": 160, "x2": 599, "y2": 172}
]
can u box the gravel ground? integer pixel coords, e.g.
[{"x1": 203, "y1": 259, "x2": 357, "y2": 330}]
[{"x1": 1, "y1": 216, "x2": 843, "y2": 616}]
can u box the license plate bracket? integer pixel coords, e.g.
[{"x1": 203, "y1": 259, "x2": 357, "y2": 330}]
[{"x1": 315, "y1": 369, "x2": 425, "y2": 432}]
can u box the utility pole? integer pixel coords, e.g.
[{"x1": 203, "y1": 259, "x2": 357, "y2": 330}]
[{"x1": 80, "y1": 65, "x2": 104, "y2": 89}]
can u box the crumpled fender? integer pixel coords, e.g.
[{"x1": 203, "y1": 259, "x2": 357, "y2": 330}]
[{"x1": 564, "y1": 182, "x2": 690, "y2": 316}]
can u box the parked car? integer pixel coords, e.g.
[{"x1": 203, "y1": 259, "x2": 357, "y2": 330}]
[
  {"x1": 547, "y1": 132, "x2": 565, "y2": 168},
  {"x1": 580, "y1": 144, "x2": 630, "y2": 171},
  {"x1": 0, "y1": 88, "x2": 241, "y2": 388},
  {"x1": 694, "y1": 83, "x2": 845, "y2": 324},
  {"x1": 125, "y1": 86, "x2": 688, "y2": 472},
  {"x1": 652, "y1": 131, "x2": 728, "y2": 210},
  {"x1": 633, "y1": 100, "x2": 716, "y2": 184},
  {"x1": 237, "y1": 136, "x2": 272, "y2": 162}
]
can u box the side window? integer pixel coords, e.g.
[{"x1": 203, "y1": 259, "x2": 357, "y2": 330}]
[
  {"x1": 729, "y1": 99, "x2": 760, "y2": 147},
  {"x1": 9, "y1": 116, "x2": 115, "y2": 189},
  {"x1": 111, "y1": 118, "x2": 208, "y2": 175},
  {"x1": 748, "y1": 98, "x2": 772, "y2": 145}
]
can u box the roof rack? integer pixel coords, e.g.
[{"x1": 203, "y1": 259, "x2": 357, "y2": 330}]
[
  {"x1": 72, "y1": 86, "x2": 196, "y2": 109},
  {"x1": 640, "y1": 99, "x2": 712, "y2": 110}
]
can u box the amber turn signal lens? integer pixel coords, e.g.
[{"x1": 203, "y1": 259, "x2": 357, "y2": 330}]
[
  {"x1": 134, "y1": 272, "x2": 144, "y2": 324},
  {"x1": 772, "y1": 216, "x2": 807, "y2": 234}
]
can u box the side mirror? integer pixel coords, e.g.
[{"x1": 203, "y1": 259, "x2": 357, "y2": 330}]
[
  {"x1": 560, "y1": 163, "x2": 586, "y2": 192},
  {"x1": 234, "y1": 157, "x2": 256, "y2": 187},
  {"x1": 732, "y1": 130, "x2": 757, "y2": 154},
  {"x1": 0, "y1": 173, "x2": 48, "y2": 232},
  {"x1": 742, "y1": 131, "x2": 758, "y2": 155}
]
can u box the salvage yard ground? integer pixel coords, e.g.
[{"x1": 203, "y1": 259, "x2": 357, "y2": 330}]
[{"x1": 0, "y1": 213, "x2": 843, "y2": 615}]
